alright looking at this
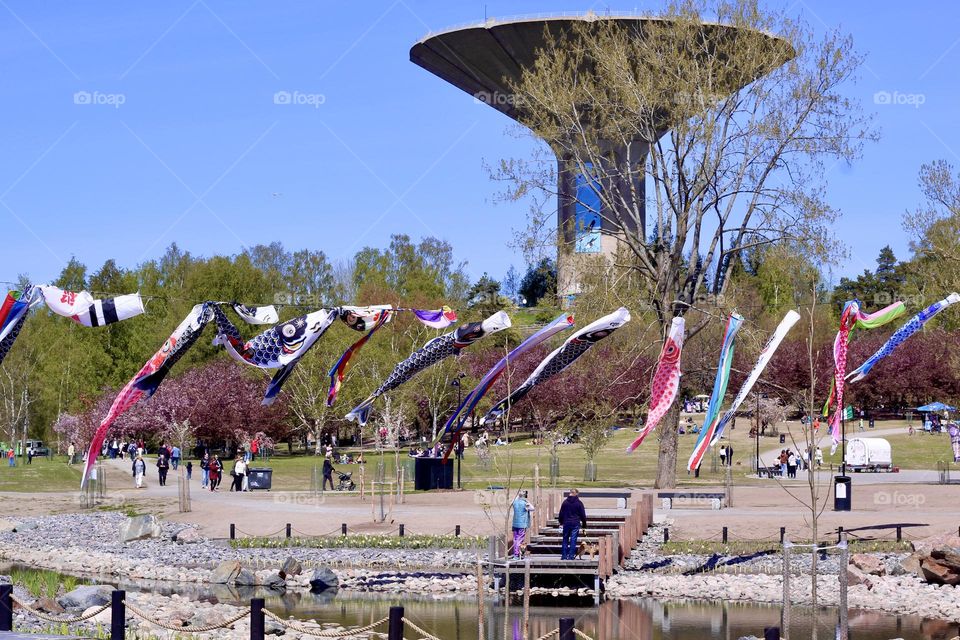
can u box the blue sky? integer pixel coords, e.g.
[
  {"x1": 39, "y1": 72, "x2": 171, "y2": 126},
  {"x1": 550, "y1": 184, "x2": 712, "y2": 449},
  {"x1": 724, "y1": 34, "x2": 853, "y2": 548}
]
[{"x1": 1, "y1": 1, "x2": 958, "y2": 290}]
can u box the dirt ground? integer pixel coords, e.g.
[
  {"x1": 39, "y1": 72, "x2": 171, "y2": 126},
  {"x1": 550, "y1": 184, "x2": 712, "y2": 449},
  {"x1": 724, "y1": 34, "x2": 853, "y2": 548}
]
[{"x1": 2, "y1": 457, "x2": 956, "y2": 544}]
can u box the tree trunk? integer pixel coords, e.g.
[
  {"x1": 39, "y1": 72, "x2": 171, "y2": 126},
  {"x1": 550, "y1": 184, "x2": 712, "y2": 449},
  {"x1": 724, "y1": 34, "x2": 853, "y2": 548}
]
[{"x1": 654, "y1": 402, "x2": 681, "y2": 488}]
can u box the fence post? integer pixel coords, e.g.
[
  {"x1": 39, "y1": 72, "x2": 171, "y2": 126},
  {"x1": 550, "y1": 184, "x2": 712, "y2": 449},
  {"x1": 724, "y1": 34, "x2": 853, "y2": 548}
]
[
  {"x1": 250, "y1": 598, "x2": 264, "y2": 640},
  {"x1": 559, "y1": 617, "x2": 575, "y2": 640},
  {"x1": 781, "y1": 538, "x2": 791, "y2": 637},
  {"x1": 285, "y1": 523, "x2": 292, "y2": 539},
  {"x1": 230, "y1": 523, "x2": 236, "y2": 540},
  {"x1": 341, "y1": 523, "x2": 347, "y2": 536},
  {"x1": 896, "y1": 525, "x2": 902, "y2": 542},
  {"x1": 837, "y1": 526, "x2": 843, "y2": 544},
  {"x1": 387, "y1": 606, "x2": 404, "y2": 640},
  {"x1": 663, "y1": 528, "x2": 669, "y2": 543},
  {"x1": 455, "y1": 524, "x2": 461, "y2": 537},
  {"x1": 779, "y1": 527, "x2": 785, "y2": 544},
  {"x1": 722, "y1": 526, "x2": 728, "y2": 544},
  {"x1": 399, "y1": 524, "x2": 405, "y2": 537},
  {"x1": 110, "y1": 590, "x2": 125, "y2": 640},
  {"x1": 0, "y1": 584, "x2": 12, "y2": 632},
  {"x1": 839, "y1": 533, "x2": 849, "y2": 640}
]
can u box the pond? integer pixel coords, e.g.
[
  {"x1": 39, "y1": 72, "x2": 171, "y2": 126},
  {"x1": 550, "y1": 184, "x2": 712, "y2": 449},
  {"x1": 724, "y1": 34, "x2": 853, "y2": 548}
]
[{"x1": 3, "y1": 563, "x2": 957, "y2": 640}]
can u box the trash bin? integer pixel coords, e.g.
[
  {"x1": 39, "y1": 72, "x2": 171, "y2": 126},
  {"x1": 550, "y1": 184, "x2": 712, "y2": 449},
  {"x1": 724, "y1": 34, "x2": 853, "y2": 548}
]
[
  {"x1": 779, "y1": 434, "x2": 786, "y2": 444},
  {"x1": 833, "y1": 475, "x2": 851, "y2": 511},
  {"x1": 247, "y1": 467, "x2": 273, "y2": 491},
  {"x1": 414, "y1": 458, "x2": 453, "y2": 490}
]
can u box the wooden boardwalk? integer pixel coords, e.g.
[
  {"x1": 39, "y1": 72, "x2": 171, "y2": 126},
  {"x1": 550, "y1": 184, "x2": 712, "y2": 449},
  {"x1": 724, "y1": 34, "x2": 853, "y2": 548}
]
[{"x1": 489, "y1": 491, "x2": 654, "y2": 603}]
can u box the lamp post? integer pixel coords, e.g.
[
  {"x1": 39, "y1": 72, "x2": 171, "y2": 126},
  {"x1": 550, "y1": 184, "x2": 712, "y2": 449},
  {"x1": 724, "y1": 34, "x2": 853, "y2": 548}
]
[{"x1": 451, "y1": 373, "x2": 466, "y2": 489}]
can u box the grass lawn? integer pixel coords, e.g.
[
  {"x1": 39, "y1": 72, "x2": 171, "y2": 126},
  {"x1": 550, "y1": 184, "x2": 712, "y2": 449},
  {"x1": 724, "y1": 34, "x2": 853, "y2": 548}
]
[
  {"x1": 0, "y1": 455, "x2": 83, "y2": 492},
  {"x1": 822, "y1": 428, "x2": 958, "y2": 469},
  {"x1": 2, "y1": 419, "x2": 950, "y2": 493},
  {"x1": 237, "y1": 425, "x2": 769, "y2": 492}
]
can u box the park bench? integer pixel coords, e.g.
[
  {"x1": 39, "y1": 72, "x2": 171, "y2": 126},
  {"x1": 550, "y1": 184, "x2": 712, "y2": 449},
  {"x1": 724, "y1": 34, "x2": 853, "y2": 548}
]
[
  {"x1": 657, "y1": 491, "x2": 726, "y2": 510},
  {"x1": 563, "y1": 490, "x2": 631, "y2": 508}
]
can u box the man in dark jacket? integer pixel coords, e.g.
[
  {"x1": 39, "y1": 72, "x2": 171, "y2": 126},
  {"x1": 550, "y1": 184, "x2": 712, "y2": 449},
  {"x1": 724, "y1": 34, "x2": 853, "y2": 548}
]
[
  {"x1": 558, "y1": 488, "x2": 587, "y2": 560},
  {"x1": 322, "y1": 454, "x2": 335, "y2": 491}
]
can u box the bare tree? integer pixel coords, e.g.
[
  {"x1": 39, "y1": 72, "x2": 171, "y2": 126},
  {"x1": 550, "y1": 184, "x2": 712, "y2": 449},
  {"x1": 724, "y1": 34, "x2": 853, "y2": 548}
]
[{"x1": 495, "y1": 0, "x2": 874, "y2": 487}]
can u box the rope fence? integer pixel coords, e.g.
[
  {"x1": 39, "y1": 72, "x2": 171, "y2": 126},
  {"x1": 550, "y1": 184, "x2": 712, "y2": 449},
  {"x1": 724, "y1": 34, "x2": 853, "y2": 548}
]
[
  {"x1": 0, "y1": 588, "x2": 594, "y2": 640},
  {"x1": 226, "y1": 521, "x2": 470, "y2": 542}
]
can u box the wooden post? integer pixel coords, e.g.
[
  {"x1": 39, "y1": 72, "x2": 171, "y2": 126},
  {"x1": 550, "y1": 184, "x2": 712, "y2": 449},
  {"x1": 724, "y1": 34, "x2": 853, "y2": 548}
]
[
  {"x1": 285, "y1": 523, "x2": 292, "y2": 539},
  {"x1": 110, "y1": 590, "x2": 125, "y2": 640},
  {"x1": 476, "y1": 555, "x2": 485, "y2": 639},
  {"x1": 250, "y1": 598, "x2": 264, "y2": 640},
  {"x1": 0, "y1": 584, "x2": 12, "y2": 632},
  {"x1": 896, "y1": 525, "x2": 902, "y2": 542},
  {"x1": 782, "y1": 539, "x2": 791, "y2": 637},
  {"x1": 399, "y1": 524, "x2": 405, "y2": 537},
  {"x1": 387, "y1": 606, "x2": 404, "y2": 640},
  {"x1": 455, "y1": 524, "x2": 461, "y2": 537},
  {"x1": 522, "y1": 559, "x2": 531, "y2": 640},
  {"x1": 230, "y1": 523, "x2": 236, "y2": 540},
  {"x1": 664, "y1": 528, "x2": 669, "y2": 543},
  {"x1": 341, "y1": 523, "x2": 347, "y2": 536},
  {"x1": 559, "y1": 617, "x2": 575, "y2": 640},
  {"x1": 839, "y1": 532, "x2": 849, "y2": 640},
  {"x1": 722, "y1": 526, "x2": 728, "y2": 544},
  {"x1": 780, "y1": 527, "x2": 785, "y2": 544}
]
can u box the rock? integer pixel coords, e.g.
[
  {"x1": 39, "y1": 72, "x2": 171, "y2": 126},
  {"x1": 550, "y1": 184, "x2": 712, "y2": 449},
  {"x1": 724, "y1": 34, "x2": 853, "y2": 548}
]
[
  {"x1": 211, "y1": 560, "x2": 242, "y2": 584},
  {"x1": 263, "y1": 573, "x2": 287, "y2": 590},
  {"x1": 175, "y1": 527, "x2": 203, "y2": 544},
  {"x1": 846, "y1": 566, "x2": 873, "y2": 590},
  {"x1": 911, "y1": 533, "x2": 960, "y2": 555},
  {"x1": 265, "y1": 618, "x2": 286, "y2": 635},
  {"x1": 119, "y1": 515, "x2": 163, "y2": 543},
  {"x1": 58, "y1": 585, "x2": 111, "y2": 610},
  {"x1": 851, "y1": 553, "x2": 885, "y2": 576},
  {"x1": 899, "y1": 553, "x2": 923, "y2": 577},
  {"x1": 920, "y1": 550, "x2": 960, "y2": 586},
  {"x1": 309, "y1": 567, "x2": 339, "y2": 592},
  {"x1": 281, "y1": 556, "x2": 302, "y2": 577},
  {"x1": 34, "y1": 597, "x2": 64, "y2": 613},
  {"x1": 234, "y1": 569, "x2": 257, "y2": 586},
  {"x1": 0, "y1": 519, "x2": 15, "y2": 533}
]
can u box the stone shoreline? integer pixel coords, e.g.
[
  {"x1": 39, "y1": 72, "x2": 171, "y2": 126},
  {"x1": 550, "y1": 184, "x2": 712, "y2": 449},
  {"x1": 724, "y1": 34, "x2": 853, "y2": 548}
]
[{"x1": 1, "y1": 513, "x2": 958, "y2": 632}]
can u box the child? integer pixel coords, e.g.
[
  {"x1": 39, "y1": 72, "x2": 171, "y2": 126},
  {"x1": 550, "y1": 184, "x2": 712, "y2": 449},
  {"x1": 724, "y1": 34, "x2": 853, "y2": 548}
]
[{"x1": 186, "y1": 460, "x2": 193, "y2": 480}]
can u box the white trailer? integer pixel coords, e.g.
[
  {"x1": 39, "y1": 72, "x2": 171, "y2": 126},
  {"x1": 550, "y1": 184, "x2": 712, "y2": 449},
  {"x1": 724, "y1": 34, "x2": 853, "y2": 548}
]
[{"x1": 845, "y1": 437, "x2": 893, "y2": 472}]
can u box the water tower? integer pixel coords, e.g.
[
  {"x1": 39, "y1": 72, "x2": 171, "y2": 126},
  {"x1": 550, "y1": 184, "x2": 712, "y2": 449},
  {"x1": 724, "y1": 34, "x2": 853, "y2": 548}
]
[{"x1": 410, "y1": 13, "x2": 792, "y2": 300}]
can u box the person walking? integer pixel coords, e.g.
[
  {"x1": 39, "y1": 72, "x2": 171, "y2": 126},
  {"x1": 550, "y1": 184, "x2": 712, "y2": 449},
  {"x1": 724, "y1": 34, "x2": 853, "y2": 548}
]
[
  {"x1": 6, "y1": 447, "x2": 14, "y2": 467},
  {"x1": 200, "y1": 453, "x2": 210, "y2": 488},
  {"x1": 511, "y1": 490, "x2": 535, "y2": 559},
  {"x1": 186, "y1": 460, "x2": 193, "y2": 481},
  {"x1": 322, "y1": 454, "x2": 335, "y2": 491},
  {"x1": 232, "y1": 456, "x2": 247, "y2": 492},
  {"x1": 558, "y1": 488, "x2": 587, "y2": 561},
  {"x1": 156, "y1": 453, "x2": 170, "y2": 487},
  {"x1": 171, "y1": 446, "x2": 181, "y2": 470},
  {"x1": 67, "y1": 442, "x2": 76, "y2": 465},
  {"x1": 787, "y1": 450, "x2": 797, "y2": 478},
  {"x1": 26, "y1": 445, "x2": 33, "y2": 465},
  {"x1": 719, "y1": 445, "x2": 727, "y2": 467},
  {"x1": 815, "y1": 446, "x2": 824, "y2": 468},
  {"x1": 208, "y1": 455, "x2": 222, "y2": 491},
  {"x1": 779, "y1": 450, "x2": 788, "y2": 477},
  {"x1": 132, "y1": 455, "x2": 146, "y2": 488}
]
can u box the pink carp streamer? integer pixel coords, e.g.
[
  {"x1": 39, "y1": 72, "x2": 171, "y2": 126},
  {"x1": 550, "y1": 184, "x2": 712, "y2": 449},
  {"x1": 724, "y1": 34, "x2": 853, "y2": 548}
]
[
  {"x1": 627, "y1": 317, "x2": 685, "y2": 453},
  {"x1": 824, "y1": 301, "x2": 906, "y2": 447}
]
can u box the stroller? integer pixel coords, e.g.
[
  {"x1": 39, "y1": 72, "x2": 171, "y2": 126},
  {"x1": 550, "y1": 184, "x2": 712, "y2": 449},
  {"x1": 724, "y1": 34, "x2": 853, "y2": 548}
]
[{"x1": 336, "y1": 471, "x2": 356, "y2": 491}]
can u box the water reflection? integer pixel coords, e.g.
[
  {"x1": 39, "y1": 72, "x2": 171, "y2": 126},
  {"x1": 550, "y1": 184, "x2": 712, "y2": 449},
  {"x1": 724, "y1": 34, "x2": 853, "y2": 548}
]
[{"x1": 3, "y1": 563, "x2": 955, "y2": 640}]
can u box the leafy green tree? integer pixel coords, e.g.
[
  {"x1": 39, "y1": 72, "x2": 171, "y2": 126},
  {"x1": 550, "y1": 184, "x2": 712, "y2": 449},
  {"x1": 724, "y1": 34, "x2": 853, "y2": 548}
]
[{"x1": 518, "y1": 258, "x2": 557, "y2": 307}]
